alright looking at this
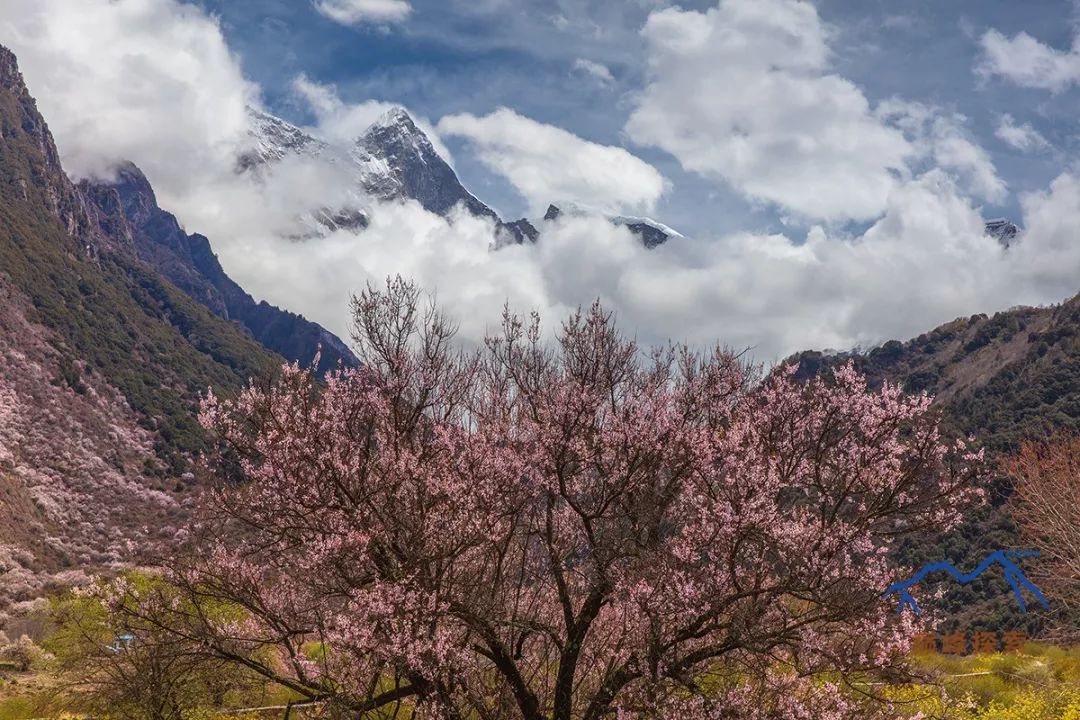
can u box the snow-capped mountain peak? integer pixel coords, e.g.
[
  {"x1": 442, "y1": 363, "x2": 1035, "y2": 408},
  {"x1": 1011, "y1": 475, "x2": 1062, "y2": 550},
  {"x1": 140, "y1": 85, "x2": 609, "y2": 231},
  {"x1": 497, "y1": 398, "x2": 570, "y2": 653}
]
[
  {"x1": 238, "y1": 106, "x2": 682, "y2": 248},
  {"x1": 369, "y1": 106, "x2": 414, "y2": 131},
  {"x1": 238, "y1": 107, "x2": 327, "y2": 171},
  {"x1": 350, "y1": 107, "x2": 498, "y2": 219},
  {"x1": 238, "y1": 104, "x2": 499, "y2": 233},
  {"x1": 538, "y1": 204, "x2": 682, "y2": 248}
]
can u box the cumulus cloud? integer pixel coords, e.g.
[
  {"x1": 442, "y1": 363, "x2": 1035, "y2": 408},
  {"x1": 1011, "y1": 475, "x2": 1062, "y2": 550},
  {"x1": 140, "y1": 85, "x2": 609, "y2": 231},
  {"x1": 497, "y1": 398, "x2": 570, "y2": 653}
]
[
  {"x1": 995, "y1": 113, "x2": 1050, "y2": 152},
  {"x1": 224, "y1": 169, "x2": 1068, "y2": 362},
  {"x1": 978, "y1": 29, "x2": 1080, "y2": 93},
  {"x1": 0, "y1": 0, "x2": 257, "y2": 197},
  {"x1": 572, "y1": 58, "x2": 615, "y2": 85},
  {"x1": 930, "y1": 127, "x2": 1006, "y2": 203},
  {"x1": 438, "y1": 108, "x2": 668, "y2": 215},
  {"x1": 1011, "y1": 173, "x2": 1080, "y2": 303},
  {"x1": 313, "y1": 0, "x2": 412, "y2": 26},
  {"x1": 625, "y1": 0, "x2": 914, "y2": 223},
  {"x1": 878, "y1": 101, "x2": 1006, "y2": 204}
]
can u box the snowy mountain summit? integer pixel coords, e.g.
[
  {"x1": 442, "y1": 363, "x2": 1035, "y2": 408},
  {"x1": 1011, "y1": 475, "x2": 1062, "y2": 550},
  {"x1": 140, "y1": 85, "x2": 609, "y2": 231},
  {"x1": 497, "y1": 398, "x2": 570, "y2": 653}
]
[
  {"x1": 350, "y1": 108, "x2": 498, "y2": 219},
  {"x1": 239, "y1": 106, "x2": 680, "y2": 247},
  {"x1": 240, "y1": 109, "x2": 329, "y2": 169},
  {"x1": 238, "y1": 106, "x2": 529, "y2": 239}
]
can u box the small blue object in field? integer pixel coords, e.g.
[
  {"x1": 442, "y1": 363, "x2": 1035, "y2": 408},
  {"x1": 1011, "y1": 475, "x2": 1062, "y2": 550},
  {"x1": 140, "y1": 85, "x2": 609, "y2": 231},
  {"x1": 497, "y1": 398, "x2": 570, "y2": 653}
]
[
  {"x1": 105, "y1": 632, "x2": 137, "y2": 653},
  {"x1": 882, "y1": 549, "x2": 1050, "y2": 615}
]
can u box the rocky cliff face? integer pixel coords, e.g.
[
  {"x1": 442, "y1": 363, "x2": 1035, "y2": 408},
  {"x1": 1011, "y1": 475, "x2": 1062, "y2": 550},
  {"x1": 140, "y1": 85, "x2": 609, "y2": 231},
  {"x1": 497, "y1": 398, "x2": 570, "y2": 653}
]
[
  {"x1": 0, "y1": 46, "x2": 116, "y2": 252},
  {"x1": 352, "y1": 108, "x2": 499, "y2": 220},
  {"x1": 82, "y1": 163, "x2": 357, "y2": 374}
]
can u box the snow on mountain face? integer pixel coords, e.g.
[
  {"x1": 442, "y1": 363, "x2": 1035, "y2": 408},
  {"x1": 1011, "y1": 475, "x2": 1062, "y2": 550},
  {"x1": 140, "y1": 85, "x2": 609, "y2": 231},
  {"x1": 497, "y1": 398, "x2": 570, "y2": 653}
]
[
  {"x1": 542, "y1": 204, "x2": 682, "y2": 248},
  {"x1": 239, "y1": 107, "x2": 681, "y2": 248},
  {"x1": 610, "y1": 215, "x2": 683, "y2": 249},
  {"x1": 238, "y1": 109, "x2": 329, "y2": 170},
  {"x1": 351, "y1": 109, "x2": 499, "y2": 220},
  {"x1": 985, "y1": 218, "x2": 1020, "y2": 248},
  {"x1": 239, "y1": 106, "x2": 502, "y2": 237}
]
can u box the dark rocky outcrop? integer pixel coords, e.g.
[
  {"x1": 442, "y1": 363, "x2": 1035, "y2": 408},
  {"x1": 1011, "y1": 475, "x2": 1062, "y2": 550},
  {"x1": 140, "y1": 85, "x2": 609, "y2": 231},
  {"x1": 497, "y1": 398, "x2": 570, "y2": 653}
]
[{"x1": 82, "y1": 163, "x2": 357, "y2": 374}]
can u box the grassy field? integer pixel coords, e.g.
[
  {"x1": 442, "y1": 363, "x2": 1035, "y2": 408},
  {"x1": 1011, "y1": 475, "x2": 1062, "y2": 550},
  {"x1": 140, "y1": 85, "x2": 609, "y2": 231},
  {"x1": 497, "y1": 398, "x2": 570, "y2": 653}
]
[
  {"x1": 0, "y1": 668, "x2": 299, "y2": 720},
  {"x1": 892, "y1": 644, "x2": 1080, "y2": 719},
  {"x1": 5, "y1": 645, "x2": 1080, "y2": 720}
]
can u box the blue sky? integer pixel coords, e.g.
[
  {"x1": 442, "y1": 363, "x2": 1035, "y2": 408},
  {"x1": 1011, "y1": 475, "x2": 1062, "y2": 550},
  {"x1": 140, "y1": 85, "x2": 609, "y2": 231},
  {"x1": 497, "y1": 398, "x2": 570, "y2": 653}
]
[{"x1": 190, "y1": 0, "x2": 1075, "y2": 237}]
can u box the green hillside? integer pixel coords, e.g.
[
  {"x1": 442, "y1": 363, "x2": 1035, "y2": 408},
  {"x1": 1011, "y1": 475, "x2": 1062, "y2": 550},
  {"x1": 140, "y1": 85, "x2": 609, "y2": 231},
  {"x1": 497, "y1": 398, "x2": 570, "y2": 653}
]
[
  {"x1": 793, "y1": 297, "x2": 1080, "y2": 633},
  {"x1": 0, "y1": 45, "x2": 280, "y2": 476}
]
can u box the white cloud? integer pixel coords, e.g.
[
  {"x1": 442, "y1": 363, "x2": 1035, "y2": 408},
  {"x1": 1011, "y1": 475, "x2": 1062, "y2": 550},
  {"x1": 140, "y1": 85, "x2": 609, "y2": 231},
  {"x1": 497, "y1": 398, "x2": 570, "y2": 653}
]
[
  {"x1": 995, "y1": 113, "x2": 1050, "y2": 152},
  {"x1": 313, "y1": 0, "x2": 412, "y2": 26},
  {"x1": 1011, "y1": 173, "x2": 1080, "y2": 304},
  {"x1": 930, "y1": 124, "x2": 1006, "y2": 204},
  {"x1": 625, "y1": 0, "x2": 914, "y2": 223},
  {"x1": 877, "y1": 101, "x2": 1006, "y2": 204},
  {"x1": 438, "y1": 108, "x2": 668, "y2": 216},
  {"x1": 292, "y1": 75, "x2": 454, "y2": 163},
  {"x1": 171, "y1": 157, "x2": 1080, "y2": 366},
  {"x1": 978, "y1": 29, "x2": 1080, "y2": 93},
  {"x1": 0, "y1": 0, "x2": 257, "y2": 195},
  {"x1": 572, "y1": 58, "x2": 615, "y2": 84},
  {"x1": 226, "y1": 169, "x2": 1032, "y2": 362}
]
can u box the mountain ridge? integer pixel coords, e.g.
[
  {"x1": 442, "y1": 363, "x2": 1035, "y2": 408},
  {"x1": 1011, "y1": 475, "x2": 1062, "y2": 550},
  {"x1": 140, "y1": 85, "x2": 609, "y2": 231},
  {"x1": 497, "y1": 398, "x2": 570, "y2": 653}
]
[
  {"x1": 791, "y1": 295, "x2": 1080, "y2": 632},
  {"x1": 81, "y1": 162, "x2": 357, "y2": 374},
  {"x1": 0, "y1": 43, "x2": 338, "y2": 622}
]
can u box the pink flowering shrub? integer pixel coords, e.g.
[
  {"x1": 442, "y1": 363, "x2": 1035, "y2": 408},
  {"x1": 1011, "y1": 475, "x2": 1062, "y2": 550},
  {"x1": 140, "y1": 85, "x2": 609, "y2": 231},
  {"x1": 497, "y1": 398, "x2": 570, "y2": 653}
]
[
  {"x1": 0, "y1": 280, "x2": 174, "y2": 624},
  {"x1": 138, "y1": 279, "x2": 982, "y2": 719}
]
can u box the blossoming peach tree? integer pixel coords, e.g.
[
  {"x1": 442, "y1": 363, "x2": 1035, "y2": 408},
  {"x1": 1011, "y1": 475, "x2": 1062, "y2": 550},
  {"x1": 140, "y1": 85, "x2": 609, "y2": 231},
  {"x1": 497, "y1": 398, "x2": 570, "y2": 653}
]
[{"x1": 114, "y1": 279, "x2": 982, "y2": 719}]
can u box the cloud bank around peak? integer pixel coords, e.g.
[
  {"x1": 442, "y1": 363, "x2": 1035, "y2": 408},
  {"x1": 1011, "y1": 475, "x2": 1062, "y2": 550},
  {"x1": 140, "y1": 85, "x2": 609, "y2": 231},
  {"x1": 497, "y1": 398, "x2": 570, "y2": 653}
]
[{"x1": 224, "y1": 168, "x2": 1075, "y2": 364}]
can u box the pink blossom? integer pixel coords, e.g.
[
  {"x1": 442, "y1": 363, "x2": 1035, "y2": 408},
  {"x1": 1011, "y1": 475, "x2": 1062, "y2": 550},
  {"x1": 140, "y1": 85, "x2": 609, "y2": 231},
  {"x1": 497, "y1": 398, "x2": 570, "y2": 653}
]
[{"x1": 154, "y1": 281, "x2": 982, "y2": 719}]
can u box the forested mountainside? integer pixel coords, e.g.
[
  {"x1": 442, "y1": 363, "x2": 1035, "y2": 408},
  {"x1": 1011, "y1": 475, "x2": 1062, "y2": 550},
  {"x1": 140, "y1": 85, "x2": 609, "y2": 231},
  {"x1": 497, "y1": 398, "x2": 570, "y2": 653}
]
[
  {"x1": 793, "y1": 295, "x2": 1080, "y2": 632},
  {"x1": 794, "y1": 298, "x2": 1080, "y2": 452},
  {"x1": 82, "y1": 163, "x2": 356, "y2": 374},
  {"x1": 0, "y1": 45, "x2": 342, "y2": 623}
]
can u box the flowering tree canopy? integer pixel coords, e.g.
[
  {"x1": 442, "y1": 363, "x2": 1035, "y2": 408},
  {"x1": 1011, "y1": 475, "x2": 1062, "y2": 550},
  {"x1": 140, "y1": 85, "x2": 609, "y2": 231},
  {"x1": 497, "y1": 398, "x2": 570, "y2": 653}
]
[{"x1": 125, "y1": 279, "x2": 982, "y2": 719}]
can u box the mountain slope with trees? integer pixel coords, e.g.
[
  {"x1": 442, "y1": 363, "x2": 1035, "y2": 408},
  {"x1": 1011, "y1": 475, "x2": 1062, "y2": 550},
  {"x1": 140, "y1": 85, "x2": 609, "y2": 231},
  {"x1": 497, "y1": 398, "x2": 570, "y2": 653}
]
[
  {"x1": 0, "y1": 44, "x2": 342, "y2": 623},
  {"x1": 82, "y1": 162, "x2": 356, "y2": 375},
  {"x1": 793, "y1": 295, "x2": 1080, "y2": 632}
]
